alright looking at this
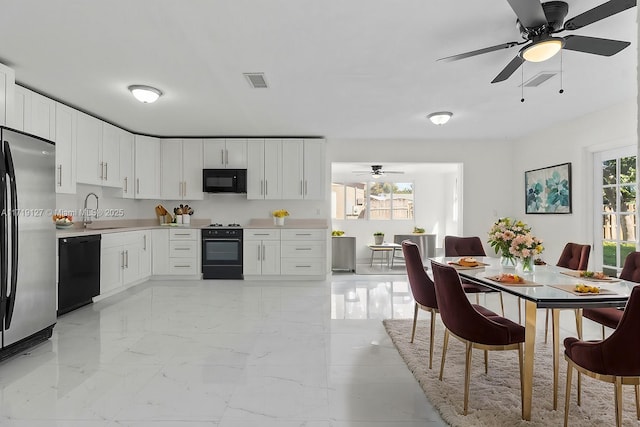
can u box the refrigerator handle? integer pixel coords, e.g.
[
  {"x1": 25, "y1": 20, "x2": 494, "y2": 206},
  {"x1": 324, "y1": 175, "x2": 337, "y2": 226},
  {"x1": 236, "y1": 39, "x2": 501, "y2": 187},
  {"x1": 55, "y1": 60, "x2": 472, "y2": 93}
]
[
  {"x1": 0, "y1": 143, "x2": 6, "y2": 329},
  {"x1": 4, "y1": 141, "x2": 17, "y2": 328}
]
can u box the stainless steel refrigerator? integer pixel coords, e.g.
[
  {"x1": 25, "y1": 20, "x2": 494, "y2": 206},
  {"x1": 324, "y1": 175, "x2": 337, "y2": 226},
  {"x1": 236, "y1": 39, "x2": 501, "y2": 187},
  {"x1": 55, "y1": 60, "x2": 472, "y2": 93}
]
[{"x1": 0, "y1": 127, "x2": 56, "y2": 361}]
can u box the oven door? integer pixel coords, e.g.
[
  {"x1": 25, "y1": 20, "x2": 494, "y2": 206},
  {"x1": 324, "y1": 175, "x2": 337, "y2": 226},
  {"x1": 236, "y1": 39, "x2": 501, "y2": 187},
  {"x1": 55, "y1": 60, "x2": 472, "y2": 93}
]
[{"x1": 202, "y1": 237, "x2": 243, "y2": 267}]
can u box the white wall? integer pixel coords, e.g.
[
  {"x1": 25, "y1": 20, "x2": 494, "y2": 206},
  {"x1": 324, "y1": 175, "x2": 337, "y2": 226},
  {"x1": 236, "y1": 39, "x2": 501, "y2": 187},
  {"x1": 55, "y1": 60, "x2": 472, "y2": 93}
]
[{"x1": 512, "y1": 100, "x2": 637, "y2": 267}]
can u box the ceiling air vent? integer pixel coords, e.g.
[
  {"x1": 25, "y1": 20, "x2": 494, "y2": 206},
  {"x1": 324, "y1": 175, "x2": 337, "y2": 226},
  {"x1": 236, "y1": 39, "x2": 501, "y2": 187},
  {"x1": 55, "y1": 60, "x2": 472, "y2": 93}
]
[
  {"x1": 521, "y1": 72, "x2": 557, "y2": 88},
  {"x1": 244, "y1": 73, "x2": 268, "y2": 89}
]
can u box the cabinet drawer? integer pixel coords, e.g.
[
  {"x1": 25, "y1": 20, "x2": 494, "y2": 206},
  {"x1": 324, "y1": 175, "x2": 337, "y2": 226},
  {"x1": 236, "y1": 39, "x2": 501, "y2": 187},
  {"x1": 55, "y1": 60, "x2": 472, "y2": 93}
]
[
  {"x1": 244, "y1": 229, "x2": 280, "y2": 240},
  {"x1": 280, "y1": 259, "x2": 325, "y2": 275},
  {"x1": 169, "y1": 229, "x2": 198, "y2": 240},
  {"x1": 169, "y1": 258, "x2": 198, "y2": 275},
  {"x1": 281, "y1": 241, "x2": 325, "y2": 258},
  {"x1": 169, "y1": 241, "x2": 197, "y2": 257},
  {"x1": 281, "y1": 229, "x2": 325, "y2": 241}
]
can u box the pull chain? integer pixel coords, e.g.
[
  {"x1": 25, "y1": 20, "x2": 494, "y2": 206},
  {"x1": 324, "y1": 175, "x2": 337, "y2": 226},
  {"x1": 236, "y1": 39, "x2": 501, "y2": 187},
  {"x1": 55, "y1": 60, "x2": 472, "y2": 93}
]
[
  {"x1": 521, "y1": 61, "x2": 525, "y2": 103},
  {"x1": 559, "y1": 48, "x2": 564, "y2": 94}
]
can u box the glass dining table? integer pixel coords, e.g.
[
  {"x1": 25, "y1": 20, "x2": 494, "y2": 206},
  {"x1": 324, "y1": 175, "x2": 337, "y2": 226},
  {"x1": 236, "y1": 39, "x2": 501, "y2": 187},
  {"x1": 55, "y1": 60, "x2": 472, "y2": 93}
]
[{"x1": 430, "y1": 256, "x2": 634, "y2": 421}]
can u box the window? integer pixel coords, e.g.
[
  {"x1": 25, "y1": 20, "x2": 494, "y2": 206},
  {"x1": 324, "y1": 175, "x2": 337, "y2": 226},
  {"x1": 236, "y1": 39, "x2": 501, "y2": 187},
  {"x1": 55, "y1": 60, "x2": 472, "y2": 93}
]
[
  {"x1": 331, "y1": 181, "x2": 414, "y2": 220},
  {"x1": 594, "y1": 147, "x2": 637, "y2": 276}
]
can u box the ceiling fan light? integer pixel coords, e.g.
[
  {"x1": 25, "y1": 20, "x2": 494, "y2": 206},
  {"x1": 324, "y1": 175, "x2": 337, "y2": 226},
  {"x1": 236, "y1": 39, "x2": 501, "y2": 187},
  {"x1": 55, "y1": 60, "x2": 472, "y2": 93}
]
[
  {"x1": 427, "y1": 111, "x2": 453, "y2": 125},
  {"x1": 128, "y1": 85, "x2": 162, "y2": 103},
  {"x1": 521, "y1": 39, "x2": 564, "y2": 62}
]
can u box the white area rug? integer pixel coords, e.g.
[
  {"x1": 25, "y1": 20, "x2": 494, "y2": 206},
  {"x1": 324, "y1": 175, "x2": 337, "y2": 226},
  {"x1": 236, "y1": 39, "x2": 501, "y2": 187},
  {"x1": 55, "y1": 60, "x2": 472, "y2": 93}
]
[{"x1": 383, "y1": 318, "x2": 638, "y2": 427}]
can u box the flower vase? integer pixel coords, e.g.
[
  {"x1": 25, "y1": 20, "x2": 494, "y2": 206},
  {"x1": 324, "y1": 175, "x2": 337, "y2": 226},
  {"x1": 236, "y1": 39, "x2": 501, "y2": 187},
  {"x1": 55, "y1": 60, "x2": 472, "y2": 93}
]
[
  {"x1": 274, "y1": 216, "x2": 285, "y2": 226},
  {"x1": 517, "y1": 256, "x2": 535, "y2": 274},
  {"x1": 500, "y1": 254, "x2": 517, "y2": 268}
]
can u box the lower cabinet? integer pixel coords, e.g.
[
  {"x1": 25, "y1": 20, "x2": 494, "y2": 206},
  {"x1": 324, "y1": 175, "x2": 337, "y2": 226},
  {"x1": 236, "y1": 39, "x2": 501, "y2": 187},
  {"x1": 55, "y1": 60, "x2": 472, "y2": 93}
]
[
  {"x1": 152, "y1": 228, "x2": 200, "y2": 276},
  {"x1": 243, "y1": 228, "x2": 326, "y2": 278},
  {"x1": 100, "y1": 230, "x2": 151, "y2": 295},
  {"x1": 243, "y1": 229, "x2": 281, "y2": 275}
]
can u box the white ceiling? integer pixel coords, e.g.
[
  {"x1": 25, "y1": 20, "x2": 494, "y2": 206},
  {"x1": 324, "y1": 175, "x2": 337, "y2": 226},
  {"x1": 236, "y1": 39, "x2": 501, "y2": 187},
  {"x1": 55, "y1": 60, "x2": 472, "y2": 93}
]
[{"x1": 0, "y1": 0, "x2": 636, "y2": 140}]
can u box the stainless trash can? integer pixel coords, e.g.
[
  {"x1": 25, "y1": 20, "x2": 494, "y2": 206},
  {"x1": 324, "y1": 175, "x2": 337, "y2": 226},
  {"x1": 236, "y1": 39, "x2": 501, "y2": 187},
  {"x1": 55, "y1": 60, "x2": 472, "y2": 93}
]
[{"x1": 332, "y1": 236, "x2": 356, "y2": 272}]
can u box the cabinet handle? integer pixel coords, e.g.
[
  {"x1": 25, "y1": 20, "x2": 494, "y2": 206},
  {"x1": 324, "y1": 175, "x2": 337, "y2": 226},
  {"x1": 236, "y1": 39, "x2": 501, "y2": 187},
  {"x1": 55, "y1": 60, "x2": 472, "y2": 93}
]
[
  {"x1": 124, "y1": 177, "x2": 128, "y2": 193},
  {"x1": 57, "y1": 165, "x2": 62, "y2": 187},
  {"x1": 295, "y1": 265, "x2": 312, "y2": 268},
  {"x1": 136, "y1": 178, "x2": 140, "y2": 194},
  {"x1": 121, "y1": 251, "x2": 125, "y2": 269},
  {"x1": 99, "y1": 162, "x2": 104, "y2": 179},
  {"x1": 257, "y1": 244, "x2": 261, "y2": 261},
  {"x1": 125, "y1": 250, "x2": 129, "y2": 268},
  {"x1": 262, "y1": 244, "x2": 265, "y2": 261},
  {"x1": 265, "y1": 180, "x2": 268, "y2": 196},
  {"x1": 300, "y1": 180, "x2": 303, "y2": 196},
  {"x1": 304, "y1": 180, "x2": 307, "y2": 195},
  {"x1": 221, "y1": 149, "x2": 225, "y2": 166},
  {"x1": 143, "y1": 235, "x2": 147, "y2": 250},
  {"x1": 174, "y1": 247, "x2": 190, "y2": 250},
  {"x1": 295, "y1": 233, "x2": 312, "y2": 236},
  {"x1": 175, "y1": 265, "x2": 191, "y2": 268},
  {"x1": 296, "y1": 248, "x2": 312, "y2": 251},
  {"x1": 105, "y1": 163, "x2": 108, "y2": 180},
  {"x1": 174, "y1": 233, "x2": 190, "y2": 236}
]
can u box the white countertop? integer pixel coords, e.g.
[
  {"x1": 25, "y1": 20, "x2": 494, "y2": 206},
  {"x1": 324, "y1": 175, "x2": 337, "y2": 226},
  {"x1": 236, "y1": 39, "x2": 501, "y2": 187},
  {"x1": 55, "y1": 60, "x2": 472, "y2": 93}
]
[{"x1": 246, "y1": 218, "x2": 329, "y2": 229}]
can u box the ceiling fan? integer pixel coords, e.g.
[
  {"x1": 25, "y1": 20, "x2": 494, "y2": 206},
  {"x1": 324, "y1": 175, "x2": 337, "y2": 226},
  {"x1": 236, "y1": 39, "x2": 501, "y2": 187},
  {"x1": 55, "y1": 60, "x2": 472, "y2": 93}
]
[
  {"x1": 439, "y1": 0, "x2": 636, "y2": 83},
  {"x1": 352, "y1": 165, "x2": 405, "y2": 178}
]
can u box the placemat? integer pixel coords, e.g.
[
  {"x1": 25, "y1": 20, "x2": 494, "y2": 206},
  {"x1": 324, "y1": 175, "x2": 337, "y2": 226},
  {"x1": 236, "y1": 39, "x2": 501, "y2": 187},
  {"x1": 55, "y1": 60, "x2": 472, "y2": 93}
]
[
  {"x1": 484, "y1": 275, "x2": 542, "y2": 287},
  {"x1": 550, "y1": 284, "x2": 618, "y2": 296},
  {"x1": 560, "y1": 271, "x2": 620, "y2": 282},
  {"x1": 447, "y1": 261, "x2": 489, "y2": 270}
]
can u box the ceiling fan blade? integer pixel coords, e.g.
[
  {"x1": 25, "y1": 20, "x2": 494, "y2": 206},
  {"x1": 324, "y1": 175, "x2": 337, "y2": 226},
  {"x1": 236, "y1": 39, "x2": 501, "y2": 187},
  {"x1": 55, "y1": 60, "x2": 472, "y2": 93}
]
[
  {"x1": 506, "y1": 0, "x2": 547, "y2": 28},
  {"x1": 563, "y1": 35, "x2": 631, "y2": 56},
  {"x1": 563, "y1": 0, "x2": 636, "y2": 31},
  {"x1": 437, "y1": 42, "x2": 521, "y2": 62},
  {"x1": 491, "y1": 55, "x2": 525, "y2": 83}
]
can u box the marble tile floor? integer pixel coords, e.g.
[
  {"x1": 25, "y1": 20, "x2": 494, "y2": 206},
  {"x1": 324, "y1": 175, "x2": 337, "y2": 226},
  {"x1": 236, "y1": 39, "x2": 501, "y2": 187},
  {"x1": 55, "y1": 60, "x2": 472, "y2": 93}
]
[{"x1": 0, "y1": 273, "x2": 606, "y2": 426}]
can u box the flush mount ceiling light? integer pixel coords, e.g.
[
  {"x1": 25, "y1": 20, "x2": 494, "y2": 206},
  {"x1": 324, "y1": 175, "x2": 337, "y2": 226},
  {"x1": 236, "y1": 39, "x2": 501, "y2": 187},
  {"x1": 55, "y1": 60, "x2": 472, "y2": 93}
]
[
  {"x1": 520, "y1": 38, "x2": 565, "y2": 62},
  {"x1": 128, "y1": 85, "x2": 162, "y2": 103},
  {"x1": 427, "y1": 111, "x2": 453, "y2": 126}
]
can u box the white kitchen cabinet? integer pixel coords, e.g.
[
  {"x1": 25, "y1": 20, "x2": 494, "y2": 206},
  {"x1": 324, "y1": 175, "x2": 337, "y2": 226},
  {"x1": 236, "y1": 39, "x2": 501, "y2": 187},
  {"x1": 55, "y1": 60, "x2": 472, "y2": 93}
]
[
  {"x1": 54, "y1": 103, "x2": 77, "y2": 194},
  {"x1": 100, "y1": 231, "x2": 151, "y2": 295},
  {"x1": 0, "y1": 63, "x2": 15, "y2": 128},
  {"x1": 160, "y1": 138, "x2": 203, "y2": 200},
  {"x1": 119, "y1": 129, "x2": 135, "y2": 199},
  {"x1": 203, "y1": 138, "x2": 247, "y2": 168},
  {"x1": 243, "y1": 229, "x2": 281, "y2": 275},
  {"x1": 280, "y1": 229, "x2": 326, "y2": 275},
  {"x1": 152, "y1": 228, "x2": 199, "y2": 276},
  {"x1": 76, "y1": 112, "x2": 119, "y2": 187},
  {"x1": 281, "y1": 139, "x2": 325, "y2": 200},
  {"x1": 14, "y1": 86, "x2": 55, "y2": 139},
  {"x1": 134, "y1": 135, "x2": 161, "y2": 199},
  {"x1": 247, "y1": 139, "x2": 281, "y2": 200}
]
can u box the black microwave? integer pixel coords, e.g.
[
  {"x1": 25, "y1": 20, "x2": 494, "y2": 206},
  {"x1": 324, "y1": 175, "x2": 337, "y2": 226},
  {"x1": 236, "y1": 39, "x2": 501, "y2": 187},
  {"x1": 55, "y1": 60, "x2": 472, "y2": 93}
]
[{"x1": 202, "y1": 169, "x2": 247, "y2": 193}]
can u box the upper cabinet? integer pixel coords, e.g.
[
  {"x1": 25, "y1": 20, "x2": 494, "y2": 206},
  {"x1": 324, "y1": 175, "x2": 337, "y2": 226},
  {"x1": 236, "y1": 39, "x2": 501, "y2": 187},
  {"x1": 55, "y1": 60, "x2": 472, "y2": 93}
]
[
  {"x1": 247, "y1": 138, "x2": 282, "y2": 200},
  {"x1": 0, "y1": 63, "x2": 15, "y2": 128},
  {"x1": 76, "y1": 112, "x2": 120, "y2": 187},
  {"x1": 54, "y1": 103, "x2": 77, "y2": 194},
  {"x1": 249, "y1": 138, "x2": 325, "y2": 200},
  {"x1": 134, "y1": 135, "x2": 161, "y2": 199},
  {"x1": 203, "y1": 138, "x2": 247, "y2": 169},
  {"x1": 119, "y1": 129, "x2": 135, "y2": 199},
  {"x1": 160, "y1": 138, "x2": 203, "y2": 200},
  {"x1": 13, "y1": 86, "x2": 55, "y2": 140}
]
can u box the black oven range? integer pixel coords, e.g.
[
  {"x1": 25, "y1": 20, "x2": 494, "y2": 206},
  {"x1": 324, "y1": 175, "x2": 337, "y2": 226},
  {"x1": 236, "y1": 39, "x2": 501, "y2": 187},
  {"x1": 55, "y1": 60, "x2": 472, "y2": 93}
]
[{"x1": 201, "y1": 224, "x2": 243, "y2": 279}]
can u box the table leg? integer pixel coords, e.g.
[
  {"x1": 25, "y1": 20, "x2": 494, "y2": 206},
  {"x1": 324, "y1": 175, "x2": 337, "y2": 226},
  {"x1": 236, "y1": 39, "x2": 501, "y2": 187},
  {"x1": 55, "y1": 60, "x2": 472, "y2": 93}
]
[
  {"x1": 370, "y1": 250, "x2": 374, "y2": 267},
  {"x1": 552, "y1": 308, "x2": 560, "y2": 410},
  {"x1": 522, "y1": 300, "x2": 537, "y2": 420}
]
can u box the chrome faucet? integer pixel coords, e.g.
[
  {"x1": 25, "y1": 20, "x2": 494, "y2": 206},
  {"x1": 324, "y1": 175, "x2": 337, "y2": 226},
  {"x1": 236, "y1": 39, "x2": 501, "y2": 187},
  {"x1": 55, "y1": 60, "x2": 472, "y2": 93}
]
[{"x1": 82, "y1": 192, "x2": 99, "y2": 228}]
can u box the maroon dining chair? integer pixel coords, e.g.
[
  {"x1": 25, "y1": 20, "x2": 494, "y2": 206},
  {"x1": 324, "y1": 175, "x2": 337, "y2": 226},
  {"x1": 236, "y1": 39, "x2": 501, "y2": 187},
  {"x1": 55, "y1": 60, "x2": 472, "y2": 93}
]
[
  {"x1": 443, "y1": 235, "x2": 504, "y2": 315},
  {"x1": 580, "y1": 252, "x2": 640, "y2": 339},
  {"x1": 563, "y1": 286, "x2": 640, "y2": 427},
  {"x1": 545, "y1": 242, "x2": 592, "y2": 342},
  {"x1": 431, "y1": 260, "x2": 525, "y2": 416},
  {"x1": 403, "y1": 240, "x2": 497, "y2": 369}
]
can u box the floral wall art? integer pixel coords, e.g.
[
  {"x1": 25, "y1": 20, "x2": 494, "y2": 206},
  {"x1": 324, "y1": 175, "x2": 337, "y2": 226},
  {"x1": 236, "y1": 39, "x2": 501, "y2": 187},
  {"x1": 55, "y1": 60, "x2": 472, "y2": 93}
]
[{"x1": 525, "y1": 162, "x2": 572, "y2": 214}]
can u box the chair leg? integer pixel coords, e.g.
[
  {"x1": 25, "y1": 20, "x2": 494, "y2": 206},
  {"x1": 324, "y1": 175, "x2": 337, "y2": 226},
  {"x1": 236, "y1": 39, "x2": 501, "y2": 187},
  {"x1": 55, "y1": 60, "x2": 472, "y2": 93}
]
[
  {"x1": 635, "y1": 384, "x2": 640, "y2": 420},
  {"x1": 410, "y1": 303, "x2": 418, "y2": 343},
  {"x1": 518, "y1": 343, "x2": 524, "y2": 419},
  {"x1": 577, "y1": 372, "x2": 582, "y2": 406},
  {"x1": 484, "y1": 350, "x2": 488, "y2": 374},
  {"x1": 429, "y1": 309, "x2": 436, "y2": 369},
  {"x1": 439, "y1": 329, "x2": 449, "y2": 381},
  {"x1": 575, "y1": 309, "x2": 583, "y2": 340},
  {"x1": 498, "y1": 292, "x2": 504, "y2": 316},
  {"x1": 518, "y1": 297, "x2": 522, "y2": 324},
  {"x1": 614, "y1": 377, "x2": 623, "y2": 427},
  {"x1": 564, "y1": 361, "x2": 573, "y2": 427},
  {"x1": 544, "y1": 308, "x2": 549, "y2": 344},
  {"x1": 463, "y1": 341, "x2": 473, "y2": 415}
]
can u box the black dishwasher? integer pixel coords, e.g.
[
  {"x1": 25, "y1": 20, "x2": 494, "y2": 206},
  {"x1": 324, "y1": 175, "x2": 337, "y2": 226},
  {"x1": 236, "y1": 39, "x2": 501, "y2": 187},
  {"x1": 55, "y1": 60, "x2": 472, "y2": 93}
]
[{"x1": 58, "y1": 234, "x2": 101, "y2": 316}]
